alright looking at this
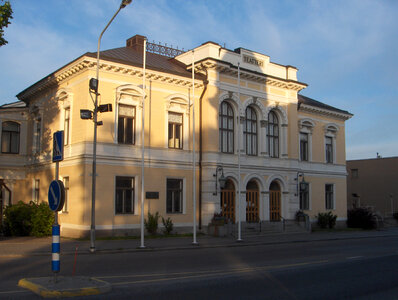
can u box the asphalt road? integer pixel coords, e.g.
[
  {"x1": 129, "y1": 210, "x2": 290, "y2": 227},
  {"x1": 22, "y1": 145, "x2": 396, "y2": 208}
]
[{"x1": 1, "y1": 235, "x2": 398, "y2": 299}]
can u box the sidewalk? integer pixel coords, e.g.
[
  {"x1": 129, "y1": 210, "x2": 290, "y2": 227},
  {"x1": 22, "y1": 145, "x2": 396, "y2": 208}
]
[{"x1": 1, "y1": 226, "x2": 398, "y2": 257}]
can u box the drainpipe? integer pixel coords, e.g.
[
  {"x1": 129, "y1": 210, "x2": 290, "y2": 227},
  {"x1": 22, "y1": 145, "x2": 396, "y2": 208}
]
[{"x1": 198, "y1": 76, "x2": 208, "y2": 230}]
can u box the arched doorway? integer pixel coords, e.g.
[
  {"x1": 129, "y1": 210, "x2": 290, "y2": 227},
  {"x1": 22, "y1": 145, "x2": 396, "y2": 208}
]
[
  {"x1": 269, "y1": 181, "x2": 281, "y2": 221},
  {"x1": 246, "y1": 180, "x2": 259, "y2": 222},
  {"x1": 220, "y1": 179, "x2": 235, "y2": 223}
]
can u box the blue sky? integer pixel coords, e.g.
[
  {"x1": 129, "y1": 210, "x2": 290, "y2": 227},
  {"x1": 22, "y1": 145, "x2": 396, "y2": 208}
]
[{"x1": 1, "y1": 0, "x2": 397, "y2": 160}]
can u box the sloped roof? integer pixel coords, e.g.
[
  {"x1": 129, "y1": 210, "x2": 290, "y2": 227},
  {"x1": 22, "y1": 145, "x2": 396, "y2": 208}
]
[
  {"x1": 85, "y1": 47, "x2": 194, "y2": 79},
  {"x1": 298, "y1": 94, "x2": 352, "y2": 116}
]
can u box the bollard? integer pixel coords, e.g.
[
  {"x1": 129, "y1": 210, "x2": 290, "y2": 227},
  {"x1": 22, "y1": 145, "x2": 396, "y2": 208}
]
[{"x1": 52, "y1": 225, "x2": 60, "y2": 273}]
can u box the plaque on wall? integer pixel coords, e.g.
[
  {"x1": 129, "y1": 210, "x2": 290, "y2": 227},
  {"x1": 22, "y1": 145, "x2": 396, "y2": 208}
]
[{"x1": 146, "y1": 192, "x2": 159, "y2": 199}]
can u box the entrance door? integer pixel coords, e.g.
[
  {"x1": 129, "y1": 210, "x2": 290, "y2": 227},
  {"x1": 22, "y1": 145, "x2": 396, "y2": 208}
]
[
  {"x1": 269, "y1": 181, "x2": 281, "y2": 221},
  {"x1": 246, "y1": 181, "x2": 259, "y2": 223},
  {"x1": 221, "y1": 180, "x2": 235, "y2": 223}
]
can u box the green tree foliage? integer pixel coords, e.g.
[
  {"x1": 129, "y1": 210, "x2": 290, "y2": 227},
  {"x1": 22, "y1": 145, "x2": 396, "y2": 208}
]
[{"x1": 0, "y1": 0, "x2": 13, "y2": 46}]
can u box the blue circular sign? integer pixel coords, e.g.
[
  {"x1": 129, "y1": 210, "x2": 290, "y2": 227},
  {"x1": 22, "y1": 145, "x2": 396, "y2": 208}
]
[{"x1": 48, "y1": 180, "x2": 65, "y2": 211}]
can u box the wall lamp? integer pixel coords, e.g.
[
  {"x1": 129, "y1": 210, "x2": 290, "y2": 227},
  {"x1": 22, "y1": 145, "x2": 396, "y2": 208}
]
[
  {"x1": 213, "y1": 166, "x2": 227, "y2": 195},
  {"x1": 295, "y1": 171, "x2": 308, "y2": 196}
]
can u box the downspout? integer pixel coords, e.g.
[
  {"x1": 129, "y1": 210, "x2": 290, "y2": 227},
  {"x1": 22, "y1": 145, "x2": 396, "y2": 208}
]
[{"x1": 198, "y1": 72, "x2": 208, "y2": 230}]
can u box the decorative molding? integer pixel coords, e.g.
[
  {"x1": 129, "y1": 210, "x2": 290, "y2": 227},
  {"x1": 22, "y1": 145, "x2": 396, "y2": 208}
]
[
  {"x1": 18, "y1": 56, "x2": 204, "y2": 101},
  {"x1": 200, "y1": 59, "x2": 307, "y2": 91},
  {"x1": 299, "y1": 104, "x2": 352, "y2": 121}
]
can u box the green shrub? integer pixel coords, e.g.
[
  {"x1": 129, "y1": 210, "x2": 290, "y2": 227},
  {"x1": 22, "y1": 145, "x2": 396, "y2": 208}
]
[
  {"x1": 144, "y1": 211, "x2": 160, "y2": 235},
  {"x1": 161, "y1": 217, "x2": 174, "y2": 235},
  {"x1": 316, "y1": 211, "x2": 337, "y2": 229},
  {"x1": 393, "y1": 212, "x2": 398, "y2": 221},
  {"x1": 347, "y1": 207, "x2": 376, "y2": 229},
  {"x1": 31, "y1": 203, "x2": 53, "y2": 237},
  {"x1": 3, "y1": 201, "x2": 54, "y2": 237}
]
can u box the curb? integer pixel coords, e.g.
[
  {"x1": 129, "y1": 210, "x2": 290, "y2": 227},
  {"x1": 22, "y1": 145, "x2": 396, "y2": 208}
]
[
  {"x1": 18, "y1": 276, "x2": 111, "y2": 298},
  {"x1": 2, "y1": 231, "x2": 397, "y2": 258}
]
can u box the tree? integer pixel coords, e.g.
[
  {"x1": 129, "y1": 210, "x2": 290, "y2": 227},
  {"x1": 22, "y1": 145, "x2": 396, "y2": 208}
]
[{"x1": 0, "y1": 0, "x2": 13, "y2": 46}]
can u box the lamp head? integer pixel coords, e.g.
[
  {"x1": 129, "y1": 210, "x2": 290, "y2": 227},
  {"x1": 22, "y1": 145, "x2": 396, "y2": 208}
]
[
  {"x1": 121, "y1": 0, "x2": 132, "y2": 8},
  {"x1": 219, "y1": 174, "x2": 227, "y2": 190}
]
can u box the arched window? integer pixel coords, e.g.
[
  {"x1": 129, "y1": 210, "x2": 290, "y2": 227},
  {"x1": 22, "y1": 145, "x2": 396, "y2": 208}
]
[
  {"x1": 267, "y1": 111, "x2": 279, "y2": 158},
  {"x1": 219, "y1": 101, "x2": 234, "y2": 153},
  {"x1": 244, "y1": 106, "x2": 257, "y2": 156},
  {"x1": 1, "y1": 121, "x2": 20, "y2": 154}
]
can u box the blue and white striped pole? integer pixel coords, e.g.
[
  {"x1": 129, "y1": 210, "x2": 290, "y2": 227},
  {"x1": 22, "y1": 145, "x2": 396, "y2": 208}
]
[{"x1": 52, "y1": 224, "x2": 60, "y2": 273}]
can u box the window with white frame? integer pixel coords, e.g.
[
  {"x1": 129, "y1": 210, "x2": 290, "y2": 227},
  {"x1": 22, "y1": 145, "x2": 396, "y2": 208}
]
[
  {"x1": 325, "y1": 184, "x2": 334, "y2": 209},
  {"x1": 35, "y1": 117, "x2": 42, "y2": 153},
  {"x1": 267, "y1": 111, "x2": 279, "y2": 158},
  {"x1": 325, "y1": 136, "x2": 333, "y2": 164},
  {"x1": 168, "y1": 112, "x2": 183, "y2": 149},
  {"x1": 62, "y1": 177, "x2": 69, "y2": 213},
  {"x1": 299, "y1": 182, "x2": 309, "y2": 210},
  {"x1": 298, "y1": 119, "x2": 314, "y2": 162},
  {"x1": 219, "y1": 101, "x2": 234, "y2": 153},
  {"x1": 244, "y1": 106, "x2": 257, "y2": 156},
  {"x1": 115, "y1": 176, "x2": 135, "y2": 214},
  {"x1": 64, "y1": 108, "x2": 70, "y2": 146},
  {"x1": 167, "y1": 179, "x2": 183, "y2": 213},
  {"x1": 34, "y1": 179, "x2": 40, "y2": 204},
  {"x1": 118, "y1": 104, "x2": 136, "y2": 145},
  {"x1": 300, "y1": 133, "x2": 309, "y2": 161},
  {"x1": 1, "y1": 121, "x2": 20, "y2": 154}
]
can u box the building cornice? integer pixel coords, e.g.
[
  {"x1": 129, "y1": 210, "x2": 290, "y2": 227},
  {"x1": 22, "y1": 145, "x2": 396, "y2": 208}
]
[
  {"x1": 17, "y1": 56, "x2": 204, "y2": 102},
  {"x1": 299, "y1": 103, "x2": 353, "y2": 121},
  {"x1": 193, "y1": 58, "x2": 307, "y2": 92}
]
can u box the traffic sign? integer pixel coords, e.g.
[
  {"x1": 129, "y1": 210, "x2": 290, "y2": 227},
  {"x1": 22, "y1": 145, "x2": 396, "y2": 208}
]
[
  {"x1": 52, "y1": 131, "x2": 64, "y2": 162},
  {"x1": 48, "y1": 180, "x2": 65, "y2": 212}
]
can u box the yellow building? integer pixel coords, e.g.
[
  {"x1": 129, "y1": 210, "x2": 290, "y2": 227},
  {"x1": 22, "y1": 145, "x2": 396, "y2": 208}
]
[{"x1": 0, "y1": 35, "x2": 352, "y2": 237}]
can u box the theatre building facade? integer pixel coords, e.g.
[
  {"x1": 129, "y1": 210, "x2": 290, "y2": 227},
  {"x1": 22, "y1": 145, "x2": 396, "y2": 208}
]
[{"x1": 0, "y1": 35, "x2": 352, "y2": 237}]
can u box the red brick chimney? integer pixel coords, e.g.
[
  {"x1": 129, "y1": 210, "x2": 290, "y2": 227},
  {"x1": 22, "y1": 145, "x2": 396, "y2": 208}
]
[{"x1": 126, "y1": 35, "x2": 147, "y2": 51}]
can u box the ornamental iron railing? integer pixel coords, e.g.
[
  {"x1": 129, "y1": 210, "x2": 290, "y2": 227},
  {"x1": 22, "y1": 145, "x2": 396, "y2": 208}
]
[{"x1": 146, "y1": 41, "x2": 185, "y2": 58}]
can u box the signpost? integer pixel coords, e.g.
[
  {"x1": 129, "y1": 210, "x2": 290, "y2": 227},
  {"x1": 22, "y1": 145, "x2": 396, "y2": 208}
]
[{"x1": 48, "y1": 131, "x2": 64, "y2": 279}]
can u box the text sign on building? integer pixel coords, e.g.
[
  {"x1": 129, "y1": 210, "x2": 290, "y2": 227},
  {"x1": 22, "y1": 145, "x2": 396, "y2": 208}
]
[
  {"x1": 48, "y1": 180, "x2": 65, "y2": 211},
  {"x1": 52, "y1": 131, "x2": 64, "y2": 162},
  {"x1": 243, "y1": 55, "x2": 264, "y2": 67},
  {"x1": 146, "y1": 192, "x2": 159, "y2": 199}
]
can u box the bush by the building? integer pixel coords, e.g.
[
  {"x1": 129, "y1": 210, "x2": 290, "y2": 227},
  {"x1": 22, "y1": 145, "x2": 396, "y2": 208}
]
[
  {"x1": 316, "y1": 211, "x2": 337, "y2": 229},
  {"x1": 3, "y1": 201, "x2": 53, "y2": 237},
  {"x1": 347, "y1": 207, "x2": 376, "y2": 229}
]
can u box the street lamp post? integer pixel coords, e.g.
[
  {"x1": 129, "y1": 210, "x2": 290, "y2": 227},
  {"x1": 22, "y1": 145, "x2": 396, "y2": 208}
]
[{"x1": 89, "y1": 0, "x2": 132, "y2": 253}]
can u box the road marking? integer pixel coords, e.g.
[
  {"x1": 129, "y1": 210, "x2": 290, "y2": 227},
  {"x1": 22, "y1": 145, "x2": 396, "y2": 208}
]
[
  {"x1": 0, "y1": 290, "x2": 26, "y2": 295},
  {"x1": 99, "y1": 260, "x2": 329, "y2": 286},
  {"x1": 346, "y1": 256, "x2": 363, "y2": 260}
]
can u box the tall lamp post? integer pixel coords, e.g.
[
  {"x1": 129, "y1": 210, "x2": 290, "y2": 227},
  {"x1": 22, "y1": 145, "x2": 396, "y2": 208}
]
[{"x1": 89, "y1": 0, "x2": 132, "y2": 253}]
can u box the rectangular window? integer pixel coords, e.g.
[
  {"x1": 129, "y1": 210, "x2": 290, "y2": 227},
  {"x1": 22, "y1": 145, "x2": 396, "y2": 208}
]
[
  {"x1": 1, "y1": 121, "x2": 20, "y2": 154},
  {"x1": 325, "y1": 137, "x2": 333, "y2": 163},
  {"x1": 299, "y1": 182, "x2": 309, "y2": 210},
  {"x1": 62, "y1": 177, "x2": 69, "y2": 213},
  {"x1": 168, "y1": 112, "x2": 183, "y2": 149},
  {"x1": 118, "y1": 105, "x2": 136, "y2": 144},
  {"x1": 351, "y1": 169, "x2": 358, "y2": 179},
  {"x1": 64, "y1": 108, "x2": 70, "y2": 146},
  {"x1": 167, "y1": 179, "x2": 183, "y2": 213},
  {"x1": 35, "y1": 118, "x2": 42, "y2": 153},
  {"x1": 300, "y1": 133, "x2": 308, "y2": 161},
  {"x1": 115, "y1": 176, "x2": 134, "y2": 214},
  {"x1": 325, "y1": 184, "x2": 334, "y2": 210},
  {"x1": 34, "y1": 179, "x2": 40, "y2": 204}
]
